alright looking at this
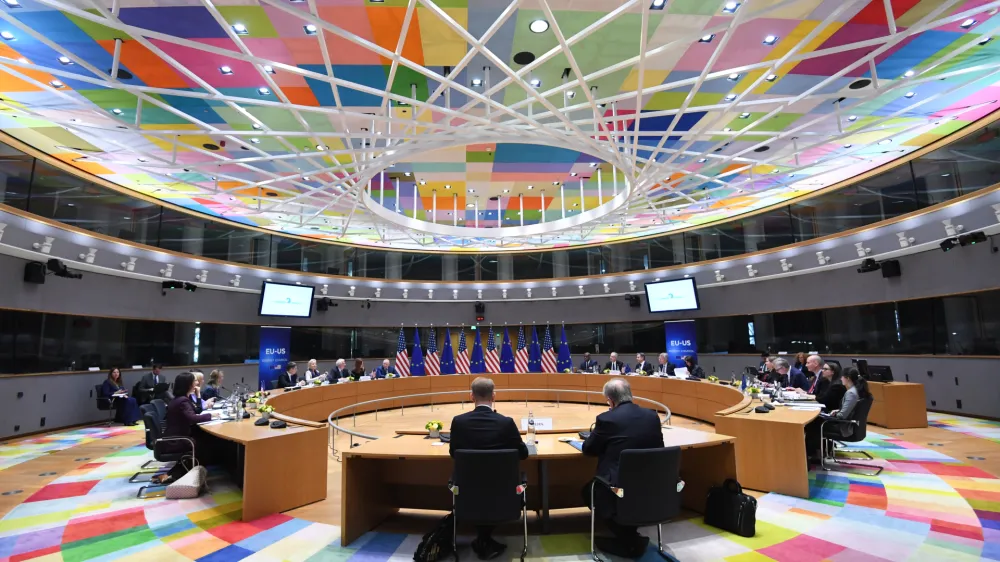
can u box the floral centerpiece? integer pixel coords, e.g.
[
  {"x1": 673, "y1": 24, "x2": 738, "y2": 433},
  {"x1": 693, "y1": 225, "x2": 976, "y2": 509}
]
[
  {"x1": 258, "y1": 404, "x2": 274, "y2": 420},
  {"x1": 563, "y1": 369, "x2": 571, "y2": 373},
  {"x1": 386, "y1": 373, "x2": 397, "y2": 379},
  {"x1": 425, "y1": 420, "x2": 444, "y2": 438},
  {"x1": 707, "y1": 375, "x2": 719, "y2": 383},
  {"x1": 603, "y1": 369, "x2": 610, "y2": 374},
  {"x1": 312, "y1": 377, "x2": 323, "y2": 386},
  {"x1": 748, "y1": 385, "x2": 761, "y2": 398}
]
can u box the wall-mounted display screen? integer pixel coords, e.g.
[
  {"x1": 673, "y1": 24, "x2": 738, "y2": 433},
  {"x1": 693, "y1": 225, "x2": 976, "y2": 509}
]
[
  {"x1": 644, "y1": 278, "x2": 700, "y2": 313},
  {"x1": 258, "y1": 282, "x2": 315, "y2": 318}
]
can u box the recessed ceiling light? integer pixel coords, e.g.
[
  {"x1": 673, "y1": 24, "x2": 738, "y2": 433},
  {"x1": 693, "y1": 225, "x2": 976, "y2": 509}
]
[
  {"x1": 304, "y1": 24, "x2": 317, "y2": 35},
  {"x1": 232, "y1": 23, "x2": 248, "y2": 34},
  {"x1": 566, "y1": 91, "x2": 576, "y2": 99},
  {"x1": 765, "y1": 74, "x2": 778, "y2": 82},
  {"x1": 847, "y1": 115, "x2": 858, "y2": 121},
  {"x1": 529, "y1": 19, "x2": 549, "y2": 33},
  {"x1": 219, "y1": 65, "x2": 233, "y2": 75},
  {"x1": 316, "y1": 144, "x2": 326, "y2": 150},
  {"x1": 258, "y1": 87, "x2": 270, "y2": 95},
  {"x1": 699, "y1": 34, "x2": 714, "y2": 43},
  {"x1": 960, "y1": 18, "x2": 977, "y2": 29},
  {"x1": 903, "y1": 69, "x2": 915, "y2": 77},
  {"x1": 58, "y1": 56, "x2": 72, "y2": 65},
  {"x1": 263, "y1": 65, "x2": 275, "y2": 74},
  {"x1": 762, "y1": 35, "x2": 778, "y2": 45},
  {"x1": 529, "y1": 78, "x2": 541, "y2": 87},
  {"x1": 724, "y1": 93, "x2": 737, "y2": 101},
  {"x1": 727, "y1": 73, "x2": 741, "y2": 81},
  {"x1": 249, "y1": 137, "x2": 260, "y2": 144},
  {"x1": 471, "y1": 77, "x2": 482, "y2": 87},
  {"x1": 739, "y1": 112, "x2": 750, "y2": 118},
  {"x1": 111, "y1": 108, "x2": 123, "y2": 115},
  {"x1": 722, "y1": 2, "x2": 740, "y2": 14},
  {"x1": 878, "y1": 138, "x2": 892, "y2": 145},
  {"x1": 698, "y1": 158, "x2": 707, "y2": 163},
  {"x1": 978, "y1": 36, "x2": 993, "y2": 45},
  {"x1": 50, "y1": 80, "x2": 63, "y2": 88},
  {"x1": 651, "y1": 0, "x2": 666, "y2": 9}
]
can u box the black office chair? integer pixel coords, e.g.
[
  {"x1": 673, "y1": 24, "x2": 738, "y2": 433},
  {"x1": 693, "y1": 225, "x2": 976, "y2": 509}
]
[
  {"x1": 820, "y1": 396, "x2": 882, "y2": 476},
  {"x1": 151, "y1": 399, "x2": 167, "y2": 431},
  {"x1": 269, "y1": 378, "x2": 278, "y2": 390},
  {"x1": 95, "y1": 384, "x2": 118, "y2": 426},
  {"x1": 135, "y1": 412, "x2": 197, "y2": 498},
  {"x1": 449, "y1": 450, "x2": 528, "y2": 562},
  {"x1": 589, "y1": 447, "x2": 683, "y2": 562}
]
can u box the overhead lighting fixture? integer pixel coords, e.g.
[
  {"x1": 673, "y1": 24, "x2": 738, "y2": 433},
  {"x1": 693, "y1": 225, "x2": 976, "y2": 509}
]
[
  {"x1": 2, "y1": 0, "x2": 21, "y2": 7},
  {"x1": 471, "y1": 77, "x2": 482, "y2": 87},
  {"x1": 651, "y1": 0, "x2": 666, "y2": 9},
  {"x1": 903, "y1": 69, "x2": 915, "y2": 77},
  {"x1": 724, "y1": 93, "x2": 737, "y2": 101},
  {"x1": 219, "y1": 65, "x2": 233, "y2": 75},
  {"x1": 304, "y1": 24, "x2": 317, "y2": 35},
  {"x1": 904, "y1": 91, "x2": 916, "y2": 98},
  {"x1": 249, "y1": 137, "x2": 260, "y2": 144},
  {"x1": 262, "y1": 65, "x2": 275, "y2": 74},
  {"x1": 58, "y1": 56, "x2": 72, "y2": 65},
  {"x1": 111, "y1": 108, "x2": 123, "y2": 115},
  {"x1": 257, "y1": 87, "x2": 270, "y2": 95},
  {"x1": 0, "y1": 31, "x2": 12, "y2": 41},
  {"x1": 762, "y1": 35, "x2": 778, "y2": 45},
  {"x1": 232, "y1": 23, "x2": 248, "y2": 34},
  {"x1": 529, "y1": 78, "x2": 541, "y2": 87},
  {"x1": 722, "y1": 2, "x2": 740, "y2": 14},
  {"x1": 727, "y1": 73, "x2": 741, "y2": 81},
  {"x1": 50, "y1": 80, "x2": 63, "y2": 88},
  {"x1": 739, "y1": 112, "x2": 750, "y2": 118},
  {"x1": 316, "y1": 144, "x2": 326, "y2": 150},
  {"x1": 529, "y1": 19, "x2": 549, "y2": 33},
  {"x1": 960, "y1": 18, "x2": 977, "y2": 29},
  {"x1": 699, "y1": 34, "x2": 715, "y2": 43},
  {"x1": 847, "y1": 115, "x2": 858, "y2": 121}
]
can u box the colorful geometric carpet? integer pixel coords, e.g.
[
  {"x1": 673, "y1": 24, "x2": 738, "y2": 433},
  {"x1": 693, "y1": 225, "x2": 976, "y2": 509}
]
[
  {"x1": 930, "y1": 413, "x2": 1000, "y2": 446},
  {"x1": 0, "y1": 427, "x2": 141, "y2": 472},
  {"x1": 0, "y1": 427, "x2": 998, "y2": 561}
]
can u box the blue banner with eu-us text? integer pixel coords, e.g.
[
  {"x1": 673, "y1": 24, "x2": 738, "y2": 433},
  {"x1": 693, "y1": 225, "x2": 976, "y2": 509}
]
[
  {"x1": 260, "y1": 326, "x2": 290, "y2": 390},
  {"x1": 664, "y1": 321, "x2": 696, "y2": 368}
]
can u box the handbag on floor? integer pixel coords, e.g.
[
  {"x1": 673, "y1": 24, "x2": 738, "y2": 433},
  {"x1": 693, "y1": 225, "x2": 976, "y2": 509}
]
[
  {"x1": 166, "y1": 465, "x2": 208, "y2": 499},
  {"x1": 704, "y1": 478, "x2": 757, "y2": 537},
  {"x1": 413, "y1": 512, "x2": 454, "y2": 562}
]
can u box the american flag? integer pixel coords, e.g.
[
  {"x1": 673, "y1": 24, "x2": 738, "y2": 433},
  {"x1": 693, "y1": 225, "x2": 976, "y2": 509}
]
[
  {"x1": 515, "y1": 325, "x2": 529, "y2": 373},
  {"x1": 456, "y1": 328, "x2": 470, "y2": 374},
  {"x1": 426, "y1": 328, "x2": 440, "y2": 376},
  {"x1": 395, "y1": 327, "x2": 410, "y2": 377},
  {"x1": 542, "y1": 325, "x2": 557, "y2": 373},
  {"x1": 485, "y1": 326, "x2": 500, "y2": 373}
]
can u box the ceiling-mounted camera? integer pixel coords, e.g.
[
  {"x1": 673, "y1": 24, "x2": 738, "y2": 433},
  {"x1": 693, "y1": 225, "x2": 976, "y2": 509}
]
[{"x1": 47, "y1": 258, "x2": 82, "y2": 279}]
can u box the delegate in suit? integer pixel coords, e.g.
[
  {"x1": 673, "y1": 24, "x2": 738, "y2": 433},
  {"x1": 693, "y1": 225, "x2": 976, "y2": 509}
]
[
  {"x1": 138, "y1": 364, "x2": 173, "y2": 402},
  {"x1": 579, "y1": 352, "x2": 600, "y2": 373},
  {"x1": 772, "y1": 357, "x2": 809, "y2": 391},
  {"x1": 582, "y1": 378, "x2": 664, "y2": 558},
  {"x1": 604, "y1": 352, "x2": 631, "y2": 374},
  {"x1": 276, "y1": 361, "x2": 299, "y2": 388},
  {"x1": 374, "y1": 359, "x2": 396, "y2": 379},
  {"x1": 449, "y1": 377, "x2": 529, "y2": 560}
]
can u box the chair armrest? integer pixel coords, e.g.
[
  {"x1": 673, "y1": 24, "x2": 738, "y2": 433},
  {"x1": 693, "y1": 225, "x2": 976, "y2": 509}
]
[
  {"x1": 153, "y1": 436, "x2": 195, "y2": 456},
  {"x1": 591, "y1": 475, "x2": 624, "y2": 498}
]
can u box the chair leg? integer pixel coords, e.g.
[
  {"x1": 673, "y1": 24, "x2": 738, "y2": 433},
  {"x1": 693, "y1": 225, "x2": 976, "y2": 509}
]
[
  {"x1": 590, "y1": 483, "x2": 603, "y2": 562},
  {"x1": 828, "y1": 456, "x2": 883, "y2": 477},
  {"x1": 451, "y1": 495, "x2": 458, "y2": 562},
  {"x1": 136, "y1": 484, "x2": 166, "y2": 499},
  {"x1": 656, "y1": 524, "x2": 679, "y2": 562}
]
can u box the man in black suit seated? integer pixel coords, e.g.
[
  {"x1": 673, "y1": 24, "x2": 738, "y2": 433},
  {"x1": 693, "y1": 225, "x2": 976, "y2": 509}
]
[
  {"x1": 582, "y1": 378, "x2": 664, "y2": 558},
  {"x1": 374, "y1": 359, "x2": 396, "y2": 379},
  {"x1": 138, "y1": 363, "x2": 172, "y2": 403},
  {"x1": 654, "y1": 353, "x2": 675, "y2": 376},
  {"x1": 604, "y1": 352, "x2": 628, "y2": 373},
  {"x1": 327, "y1": 358, "x2": 349, "y2": 383},
  {"x1": 449, "y1": 377, "x2": 529, "y2": 560},
  {"x1": 633, "y1": 353, "x2": 651, "y2": 376},
  {"x1": 276, "y1": 361, "x2": 298, "y2": 388},
  {"x1": 579, "y1": 352, "x2": 599, "y2": 373}
]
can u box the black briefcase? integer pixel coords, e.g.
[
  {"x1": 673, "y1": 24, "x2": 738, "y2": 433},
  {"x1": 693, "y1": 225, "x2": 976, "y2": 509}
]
[{"x1": 704, "y1": 478, "x2": 756, "y2": 537}]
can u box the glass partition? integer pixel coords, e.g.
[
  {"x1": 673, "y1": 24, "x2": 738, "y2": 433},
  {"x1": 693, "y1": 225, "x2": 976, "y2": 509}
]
[{"x1": 2, "y1": 119, "x2": 999, "y2": 281}]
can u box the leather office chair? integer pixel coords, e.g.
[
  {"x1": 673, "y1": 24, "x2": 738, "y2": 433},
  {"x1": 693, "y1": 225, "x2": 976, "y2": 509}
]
[
  {"x1": 820, "y1": 396, "x2": 882, "y2": 476},
  {"x1": 150, "y1": 399, "x2": 167, "y2": 431},
  {"x1": 269, "y1": 378, "x2": 278, "y2": 390},
  {"x1": 449, "y1": 450, "x2": 528, "y2": 562},
  {"x1": 135, "y1": 412, "x2": 197, "y2": 498},
  {"x1": 589, "y1": 447, "x2": 683, "y2": 562},
  {"x1": 95, "y1": 384, "x2": 117, "y2": 426}
]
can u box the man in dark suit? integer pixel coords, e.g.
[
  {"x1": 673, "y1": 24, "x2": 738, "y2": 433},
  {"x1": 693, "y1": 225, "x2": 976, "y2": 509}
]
[
  {"x1": 655, "y1": 353, "x2": 675, "y2": 376},
  {"x1": 579, "y1": 352, "x2": 599, "y2": 373},
  {"x1": 276, "y1": 361, "x2": 298, "y2": 388},
  {"x1": 633, "y1": 353, "x2": 651, "y2": 376},
  {"x1": 604, "y1": 352, "x2": 629, "y2": 374},
  {"x1": 582, "y1": 378, "x2": 664, "y2": 558},
  {"x1": 138, "y1": 363, "x2": 172, "y2": 403},
  {"x1": 327, "y1": 358, "x2": 349, "y2": 383},
  {"x1": 773, "y1": 357, "x2": 808, "y2": 391},
  {"x1": 374, "y1": 359, "x2": 396, "y2": 379},
  {"x1": 449, "y1": 377, "x2": 529, "y2": 560}
]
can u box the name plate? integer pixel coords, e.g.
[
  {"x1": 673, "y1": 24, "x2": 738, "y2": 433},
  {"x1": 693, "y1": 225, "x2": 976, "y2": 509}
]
[
  {"x1": 520, "y1": 417, "x2": 553, "y2": 431},
  {"x1": 359, "y1": 376, "x2": 372, "y2": 381}
]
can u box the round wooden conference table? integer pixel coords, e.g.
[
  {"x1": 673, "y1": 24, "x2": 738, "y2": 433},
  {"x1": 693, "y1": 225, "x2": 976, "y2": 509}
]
[{"x1": 258, "y1": 373, "x2": 819, "y2": 545}]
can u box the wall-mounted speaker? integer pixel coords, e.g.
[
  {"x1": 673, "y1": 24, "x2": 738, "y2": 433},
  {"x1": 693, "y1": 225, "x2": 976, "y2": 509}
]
[
  {"x1": 24, "y1": 261, "x2": 46, "y2": 284},
  {"x1": 881, "y1": 260, "x2": 901, "y2": 278}
]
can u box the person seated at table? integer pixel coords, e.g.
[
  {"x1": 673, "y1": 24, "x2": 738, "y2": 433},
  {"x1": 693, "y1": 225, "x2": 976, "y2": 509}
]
[
  {"x1": 758, "y1": 351, "x2": 769, "y2": 373},
  {"x1": 163, "y1": 372, "x2": 214, "y2": 463},
  {"x1": 794, "y1": 352, "x2": 807, "y2": 371},
  {"x1": 760, "y1": 356, "x2": 777, "y2": 382},
  {"x1": 374, "y1": 359, "x2": 396, "y2": 379},
  {"x1": 303, "y1": 359, "x2": 322, "y2": 383},
  {"x1": 802, "y1": 354, "x2": 823, "y2": 390},
  {"x1": 805, "y1": 366, "x2": 869, "y2": 461},
  {"x1": 327, "y1": 359, "x2": 349, "y2": 383},
  {"x1": 654, "y1": 353, "x2": 675, "y2": 376},
  {"x1": 604, "y1": 352, "x2": 629, "y2": 374},
  {"x1": 276, "y1": 362, "x2": 298, "y2": 388},
  {"x1": 582, "y1": 378, "x2": 664, "y2": 558},
  {"x1": 633, "y1": 353, "x2": 651, "y2": 376},
  {"x1": 201, "y1": 370, "x2": 224, "y2": 401},
  {"x1": 449, "y1": 377, "x2": 529, "y2": 560},
  {"x1": 190, "y1": 371, "x2": 215, "y2": 414},
  {"x1": 139, "y1": 363, "x2": 172, "y2": 403},
  {"x1": 579, "y1": 352, "x2": 600, "y2": 373},
  {"x1": 797, "y1": 362, "x2": 846, "y2": 411},
  {"x1": 681, "y1": 355, "x2": 705, "y2": 379},
  {"x1": 102, "y1": 367, "x2": 139, "y2": 426},
  {"x1": 772, "y1": 357, "x2": 808, "y2": 391},
  {"x1": 350, "y1": 359, "x2": 366, "y2": 381}
]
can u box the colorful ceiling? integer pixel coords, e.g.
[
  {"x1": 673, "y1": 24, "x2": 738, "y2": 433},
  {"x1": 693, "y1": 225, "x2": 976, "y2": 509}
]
[{"x1": 0, "y1": 0, "x2": 998, "y2": 252}]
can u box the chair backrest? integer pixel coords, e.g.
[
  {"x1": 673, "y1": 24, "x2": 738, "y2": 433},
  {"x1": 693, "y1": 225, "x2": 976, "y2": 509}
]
[
  {"x1": 95, "y1": 384, "x2": 110, "y2": 409},
  {"x1": 269, "y1": 379, "x2": 278, "y2": 390},
  {"x1": 139, "y1": 403, "x2": 156, "y2": 418},
  {"x1": 151, "y1": 399, "x2": 167, "y2": 423},
  {"x1": 613, "y1": 447, "x2": 682, "y2": 527},
  {"x1": 141, "y1": 412, "x2": 160, "y2": 449},
  {"x1": 847, "y1": 396, "x2": 874, "y2": 442},
  {"x1": 452, "y1": 449, "x2": 522, "y2": 525}
]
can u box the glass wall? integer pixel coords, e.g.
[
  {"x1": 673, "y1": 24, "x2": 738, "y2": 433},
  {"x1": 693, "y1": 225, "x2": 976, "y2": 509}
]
[
  {"x1": 1, "y1": 119, "x2": 999, "y2": 281},
  {"x1": 4, "y1": 289, "x2": 1000, "y2": 374}
]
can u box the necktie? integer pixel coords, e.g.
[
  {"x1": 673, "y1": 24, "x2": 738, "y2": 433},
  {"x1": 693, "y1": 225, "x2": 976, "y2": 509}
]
[
  {"x1": 809, "y1": 377, "x2": 818, "y2": 393},
  {"x1": 154, "y1": 375, "x2": 158, "y2": 384}
]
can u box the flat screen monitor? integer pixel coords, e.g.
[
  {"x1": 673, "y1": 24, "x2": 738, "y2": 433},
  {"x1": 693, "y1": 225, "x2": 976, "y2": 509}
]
[
  {"x1": 644, "y1": 278, "x2": 700, "y2": 313},
  {"x1": 258, "y1": 282, "x2": 315, "y2": 318},
  {"x1": 869, "y1": 365, "x2": 894, "y2": 383}
]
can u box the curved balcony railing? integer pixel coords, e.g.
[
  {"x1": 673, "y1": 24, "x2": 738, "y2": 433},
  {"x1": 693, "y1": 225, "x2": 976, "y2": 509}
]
[{"x1": 1, "y1": 117, "x2": 999, "y2": 282}]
